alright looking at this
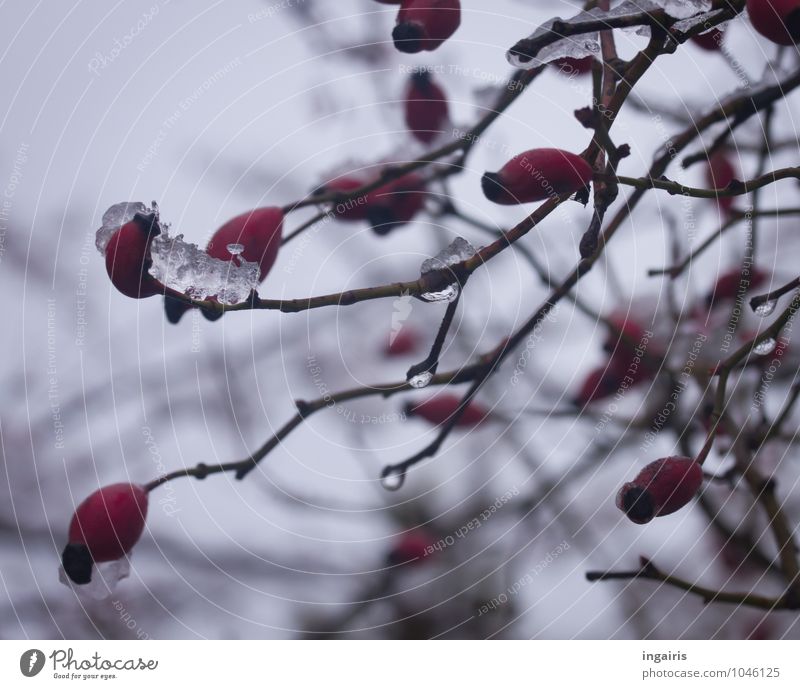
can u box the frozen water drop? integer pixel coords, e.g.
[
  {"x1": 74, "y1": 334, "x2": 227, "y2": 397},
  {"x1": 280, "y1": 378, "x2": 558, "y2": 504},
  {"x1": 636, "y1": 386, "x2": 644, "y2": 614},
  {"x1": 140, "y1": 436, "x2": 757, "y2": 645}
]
[
  {"x1": 59, "y1": 558, "x2": 131, "y2": 600},
  {"x1": 95, "y1": 201, "x2": 147, "y2": 255},
  {"x1": 651, "y1": 0, "x2": 712, "y2": 19},
  {"x1": 408, "y1": 371, "x2": 433, "y2": 389},
  {"x1": 753, "y1": 299, "x2": 777, "y2": 318},
  {"x1": 149, "y1": 225, "x2": 260, "y2": 305},
  {"x1": 419, "y1": 284, "x2": 460, "y2": 303},
  {"x1": 227, "y1": 243, "x2": 245, "y2": 256},
  {"x1": 754, "y1": 338, "x2": 777, "y2": 356},
  {"x1": 381, "y1": 466, "x2": 406, "y2": 491},
  {"x1": 419, "y1": 236, "x2": 475, "y2": 303}
]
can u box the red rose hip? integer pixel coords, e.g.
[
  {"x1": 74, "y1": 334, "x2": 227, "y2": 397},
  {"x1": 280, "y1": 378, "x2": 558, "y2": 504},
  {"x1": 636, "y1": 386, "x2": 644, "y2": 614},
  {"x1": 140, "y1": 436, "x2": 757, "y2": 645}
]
[
  {"x1": 482, "y1": 148, "x2": 593, "y2": 205},
  {"x1": 105, "y1": 213, "x2": 167, "y2": 299},
  {"x1": 393, "y1": 0, "x2": 461, "y2": 53},
  {"x1": 62, "y1": 483, "x2": 149, "y2": 584},
  {"x1": 746, "y1": 0, "x2": 800, "y2": 45},
  {"x1": 616, "y1": 457, "x2": 703, "y2": 524},
  {"x1": 404, "y1": 71, "x2": 450, "y2": 144},
  {"x1": 405, "y1": 394, "x2": 488, "y2": 427}
]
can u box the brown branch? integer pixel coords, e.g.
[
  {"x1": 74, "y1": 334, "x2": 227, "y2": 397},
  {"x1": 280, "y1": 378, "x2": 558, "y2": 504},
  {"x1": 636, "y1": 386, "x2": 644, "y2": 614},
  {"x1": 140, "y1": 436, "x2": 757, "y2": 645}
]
[{"x1": 586, "y1": 557, "x2": 796, "y2": 610}]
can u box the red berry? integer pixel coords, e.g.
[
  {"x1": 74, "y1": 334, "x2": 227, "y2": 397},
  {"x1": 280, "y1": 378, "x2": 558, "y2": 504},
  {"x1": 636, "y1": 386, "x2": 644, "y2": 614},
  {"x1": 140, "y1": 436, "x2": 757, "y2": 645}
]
[
  {"x1": 746, "y1": 0, "x2": 800, "y2": 45},
  {"x1": 366, "y1": 172, "x2": 427, "y2": 235},
  {"x1": 572, "y1": 365, "x2": 623, "y2": 407},
  {"x1": 552, "y1": 56, "x2": 594, "y2": 76},
  {"x1": 387, "y1": 530, "x2": 435, "y2": 566},
  {"x1": 404, "y1": 71, "x2": 450, "y2": 144},
  {"x1": 405, "y1": 394, "x2": 488, "y2": 427},
  {"x1": 105, "y1": 213, "x2": 166, "y2": 299},
  {"x1": 385, "y1": 328, "x2": 420, "y2": 356},
  {"x1": 165, "y1": 207, "x2": 284, "y2": 324},
  {"x1": 706, "y1": 266, "x2": 768, "y2": 307},
  {"x1": 705, "y1": 152, "x2": 737, "y2": 214},
  {"x1": 393, "y1": 0, "x2": 461, "y2": 54},
  {"x1": 318, "y1": 174, "x2": 373, "y2": 221},
  {"x1": 616, "y1": 457, "x2": 703, "y2": 524},
  {"x1": 691, "y1": 28, "x2": 724, "y2": 51},
  {"x1": 482, "y1": 148, "x2": 593, "y2": 205},
  {"x1": 62, "y1": 483, "x2": 149, "y2": 584}
]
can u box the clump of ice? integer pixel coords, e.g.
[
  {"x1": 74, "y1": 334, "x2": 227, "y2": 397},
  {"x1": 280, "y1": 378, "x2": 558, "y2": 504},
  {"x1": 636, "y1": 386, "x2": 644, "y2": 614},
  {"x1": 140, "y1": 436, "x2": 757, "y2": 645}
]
[
  {"x1": 149, "y1": 227, "x2": 260, "y2": 305},
  {"x1": 419, "y1": 237, "x2": 476, "y2": 303},
  {"x1": 507, "y1": 0, "x2": 713, "y2": 69},
  {"x1": 651, "y1": 0, "x2": 712, "y2": 20},
  {"x1": 58, "y1": 558, "x2": 131, "y2": 601},
  {"x1": 95, "y1": 201, "x2": 148, "y2": 255}
]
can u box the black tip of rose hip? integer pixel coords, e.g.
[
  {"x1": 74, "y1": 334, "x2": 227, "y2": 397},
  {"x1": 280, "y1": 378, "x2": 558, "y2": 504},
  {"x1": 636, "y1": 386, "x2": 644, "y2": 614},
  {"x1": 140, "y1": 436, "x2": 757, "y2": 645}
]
[
  {"x1": 402, "y1": 401, "x2": 416, "y2": 417},
  {"x1": 62, "y1": 543, "x2": 93, "y2": 585},
  {"x1": 132, "y1": 211, "x2": 161, "y2": 238},
  {"x1": 481, "y1": 172, "x2": 506, "y2": 202},
  {"x1": 410, "y1": 71, "x2": 433, "y2": 89},
  {"x1": 621, "y1": 487, "x2": 654, "y2": 523},
  {"x1": 201, "y1": 307, "x2": 224, "y2": 322},
  {"x1": 367, "y1": 207, "x2": 398, "y2": 235},
  {"x1": 393, "y1": 23, "x2": 424, "y2": 53},
  {"x1": 164, "y1": 296, "x2": 188, "y2": 324},
  {"x1": 786, "y1": 9, "x2": 800, "y2": 42}
]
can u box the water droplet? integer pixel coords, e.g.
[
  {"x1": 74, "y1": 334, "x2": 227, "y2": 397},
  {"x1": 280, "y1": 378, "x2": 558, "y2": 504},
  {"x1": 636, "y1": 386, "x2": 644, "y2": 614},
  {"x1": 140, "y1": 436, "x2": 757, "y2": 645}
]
[
  {"x1": 753, "y1": 299, "x2": 776, "y2": 317},
  {"x1": 419, "y1": 284, "x2": 460, "y2": 303},
  {"x1": 227, "y1": 243, "x2": 245, "y2": 256},
  {"x1": 408, "y1": 371, "x2": 433, "y2": 389},
  {"x1": 754, "y1": 337, "x2": 777, "y2": 356},
  {"x1": 380, "y1": 466, "x2": 406, "y2": 491}
]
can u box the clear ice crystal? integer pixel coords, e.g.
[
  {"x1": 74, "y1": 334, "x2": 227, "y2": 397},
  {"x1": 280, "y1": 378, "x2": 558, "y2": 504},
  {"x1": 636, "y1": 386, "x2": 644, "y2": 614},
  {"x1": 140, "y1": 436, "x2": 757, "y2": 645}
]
[
  {"x1": 754, "y1": 338, "x2": 777, "y2": 356},
  {"x1": 95, "y1": 201, "x2": 148, "y2": 255},
  {"x1": 507, "y1": 1, "x2": 663, "y2": 69},
  {"x1": 408, "y1": 371, "x2": 433, "y2": 389},
  {"x1": 58, "y1": 558, "x2": 131, "y2": 600},
  {"x1": 227, "y1": 243, "x2": 245, "y2": 256},
  {"x1": 650, "y1": 0, "x2": 712, "y2": 20},
  {"x1": 149, "y1": 228, "x2": 260, "y2": 305},
  {"x1": 419, "y1": 237, "x2": 475, "y2": 303},
  {"x1": 753, "y1": 299, "x2": 777, "y2": 318}
]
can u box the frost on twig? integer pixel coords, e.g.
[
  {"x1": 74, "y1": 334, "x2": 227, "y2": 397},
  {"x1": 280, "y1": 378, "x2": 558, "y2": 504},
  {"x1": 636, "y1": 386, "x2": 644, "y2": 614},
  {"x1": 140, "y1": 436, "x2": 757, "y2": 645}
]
[{"x1": 506, "y1": 0, "x2": 714, "y2": 69}]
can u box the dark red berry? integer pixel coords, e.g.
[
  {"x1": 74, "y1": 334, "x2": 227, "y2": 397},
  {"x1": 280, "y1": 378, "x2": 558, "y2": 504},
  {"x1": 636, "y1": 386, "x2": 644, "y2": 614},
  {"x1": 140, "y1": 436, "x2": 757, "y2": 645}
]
[
  {"x1": 705, "y1": 266, "x2": 768, "y2": 308},
  {"x1": 62, "y1": 483, "x2": 149, "y2": 584},
  {"x1": 366, "y1": 172, "x2": 427, "y2": 235},
  {"x1": 616, "y1": 457, "x2": 703, "y2": 524},
  {"x1": 482, "y1": 148, "x2": 593, "y2": 205},
  {"x1": 552, "y1": 56, "x2": 594, "y2": 76},
  {"x1": 405, "y1": 394, "x2": 488, "y2": 427},
  {"x1": 404, "y1": 71, "x2": 449, "y2": 144},
  {"x1": 690, "y1": 28, "x2": 724, "y2": 51},
  {"x1": 105, "y1": 213, "x2": 166, "y2": 299},
  {"x1": 387, "y1": 530, "x2": 435, "y2": 566},
  {"x1": 385, "y1": 328, "x2": 420, "y2": 356},
  {"x1": 393, "y1": 0, "x2": 461, "y2": 54},
  {"x1": 705, "y1": 152, "x2": 737, "y2": 214},
  {"x1": 746, "y1": 0, "x2": 800, "y2": 45}
]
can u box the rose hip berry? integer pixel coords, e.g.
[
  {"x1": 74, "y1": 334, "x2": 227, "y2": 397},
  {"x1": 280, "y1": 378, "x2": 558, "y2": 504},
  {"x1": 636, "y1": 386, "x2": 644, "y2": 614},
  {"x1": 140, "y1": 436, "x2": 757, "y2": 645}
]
[
  {"x1": 746, "y1": 0, "x2": 800, "y2": 45},
  {"x1": 482, "y1": 148, "x2": 593, "y2": 205},
  {"x1": 405, "y1": 394, "x2": 488, "y2": 427},
  {"x1": 386, "y1": 530, "x2": 435, "y2": 566},
  {"x1": 105, "y1": 212, "x2": 167, "y2": 299},
  {"x1": 404, "y1": 71, "x2": 450, "y2": 144},
  {"x1": 616, "y1": 457, "x2": 703, "y2": 524},
  {"x1": 393, "y1": 0, "x2": 461, "y2": 54},
  {"x1": 61, "y1": 483, "x2": 149, "y2": 585},
  {"x1": 705, "y1": 152, "x2": 738, "y2": 215},
  {"x1": 690, "y1": 28, "x2": 724, "y2": 51}
]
